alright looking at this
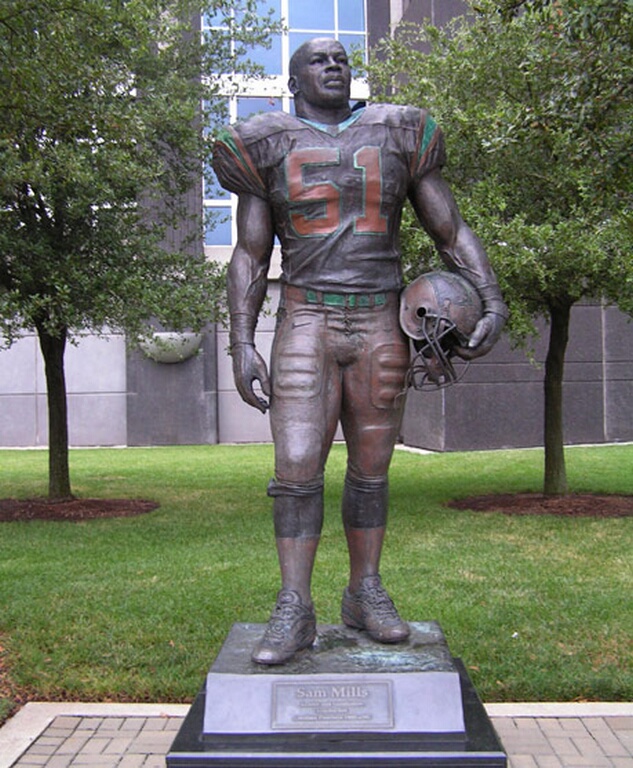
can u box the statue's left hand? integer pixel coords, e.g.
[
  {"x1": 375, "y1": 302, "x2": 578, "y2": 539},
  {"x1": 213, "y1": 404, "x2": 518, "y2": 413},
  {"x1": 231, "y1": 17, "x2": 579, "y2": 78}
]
[{"x1": 454, "y1": 310, "x2": 507, "y2": 360}]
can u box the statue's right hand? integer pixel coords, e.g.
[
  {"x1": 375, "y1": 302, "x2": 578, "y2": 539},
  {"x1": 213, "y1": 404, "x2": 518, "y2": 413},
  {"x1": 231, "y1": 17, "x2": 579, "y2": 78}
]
[{"x1": 231, "y1": 343, "x2": 271, "y2": 413}]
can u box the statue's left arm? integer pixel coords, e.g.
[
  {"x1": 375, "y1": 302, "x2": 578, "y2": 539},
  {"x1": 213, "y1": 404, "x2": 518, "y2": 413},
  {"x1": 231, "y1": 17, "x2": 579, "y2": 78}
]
[{"x1": 409, "y1": 168, "x2": 508, "y2": 359}]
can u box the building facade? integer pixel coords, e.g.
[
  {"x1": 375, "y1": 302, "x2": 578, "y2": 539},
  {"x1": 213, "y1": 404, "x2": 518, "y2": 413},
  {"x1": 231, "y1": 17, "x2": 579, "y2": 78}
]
[{"x1": 1, "y1": 0, "x2": 631, "y2": 449}]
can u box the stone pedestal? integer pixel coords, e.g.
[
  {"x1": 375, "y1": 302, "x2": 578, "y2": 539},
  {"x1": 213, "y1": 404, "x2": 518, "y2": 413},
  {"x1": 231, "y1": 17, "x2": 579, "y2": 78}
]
[{"x1": 167, "y1": 622, "x2": 506, "y2": 767}]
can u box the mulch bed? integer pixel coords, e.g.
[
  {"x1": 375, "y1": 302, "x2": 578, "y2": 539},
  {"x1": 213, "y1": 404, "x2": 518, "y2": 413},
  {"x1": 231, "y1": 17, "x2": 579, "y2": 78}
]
[
  {"x1": 448, "y1": 492, "x2": 633, "y2": 518},
  {"x1": 1, "y1": 494, "x2": 631, "y2": 522},
  {"x1": 0, "y1": 497, "x2": 159, "y2": 522}
]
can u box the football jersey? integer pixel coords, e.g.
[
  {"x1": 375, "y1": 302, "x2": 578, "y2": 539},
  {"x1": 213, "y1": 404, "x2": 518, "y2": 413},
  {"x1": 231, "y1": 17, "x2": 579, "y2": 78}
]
[{"x1": 213, "y1": 104, "x2": 446, "y2": 293}]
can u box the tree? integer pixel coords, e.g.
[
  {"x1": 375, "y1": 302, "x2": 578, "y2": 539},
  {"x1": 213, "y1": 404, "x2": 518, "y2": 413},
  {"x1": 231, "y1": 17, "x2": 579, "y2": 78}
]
[
  {"x1": 365, "y1": 0, "x2": 633, "y2": 494},
  {"x1": 0, "y1": 0, "x2": 279, "y2": 499}
]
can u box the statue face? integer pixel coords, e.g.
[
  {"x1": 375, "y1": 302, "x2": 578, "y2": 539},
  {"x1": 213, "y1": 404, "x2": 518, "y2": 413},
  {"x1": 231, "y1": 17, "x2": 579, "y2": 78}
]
[{"x1": 289, "y1": 39, "x2": 351, "y2": 111}]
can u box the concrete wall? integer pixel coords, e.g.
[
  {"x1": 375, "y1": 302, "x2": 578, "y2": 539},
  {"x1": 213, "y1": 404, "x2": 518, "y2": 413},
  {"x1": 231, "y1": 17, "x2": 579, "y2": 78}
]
[
  {"x1": 1, "y1": 300, "x2": 631, "y2": 451},
  {"x1": 127, "y1": 329, "x2": 218, "y2": 446},
  {"x1": 215, "y1": 286, "x2": 278, "y2": 444},
  {"x1": 0, "y1": 332, "x2": 127, "y2": 447},
  {"x1": 401, "y1": 302, "x2": 633, "y2": 452},
  {"x1": 214, "y1": 295, "x2": 633, "y2": 451},
  {"x1": 0, "y1": 328, "x2": 218, "y2": 448}
]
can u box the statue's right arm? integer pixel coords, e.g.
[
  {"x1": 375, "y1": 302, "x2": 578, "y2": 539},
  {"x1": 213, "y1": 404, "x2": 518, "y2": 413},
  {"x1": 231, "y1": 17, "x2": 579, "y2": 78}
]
[{"x1": 227, "y1": 194, "x2": 275, "y2": 413}]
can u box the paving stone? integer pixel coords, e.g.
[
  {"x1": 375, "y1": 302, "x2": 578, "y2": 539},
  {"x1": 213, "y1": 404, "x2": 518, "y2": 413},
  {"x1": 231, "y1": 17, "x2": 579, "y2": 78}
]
[
  {"x1": 508, "y1": 755, "x2": 539, "y2": 767},
  {"x1": 537, "y1": 719, "x2": 568, "y2": 735},
  {"x1": 615, "y1": 730, "x2": 633, "y2": 751},
  {"x1": 33, "y1": 739, "x2": 65, "y2": 748},
  {"x1": 75, "y1": 718, "x2": 103, "y2": 732},
  {"x1": 13, "y1": 757, "x2": 49, "y2": 766},
  {"x1": 22, "y1": 745, "x2": 58, "y2": 756},
  {"x1": 119, "y1": 719, "x2": 146, "y2": 733},
  {"x1": 141, "y1": 758, "x2": 166, "y2": 768},
  {"x1": 41, "y1": 757, "x2": 72, "y2": 768},
  {"x1": 572, "y1": 734, "x2": 610, "y2": 756},
  {"x1": 505, "y1": 735, "x2": 555, "y2": 755},
  {"x1": 96, "y1": 718, "x2": 125, "y2": 732},
  {"x1": 609, "y1": 717, "x2": 633, "y2": 730},
  {"x1": 516, "y1": 718, "x2": 544, "y2": 731},
  {"x1": 582, "y1": 717, "x2": 630, "y2": 755},
  {"x1": 54, "y1": 735, "x2": 91, "y2": 755},
  {"x1": 5, "y1": 708, "x2": 633, "y2": 767},
  {"x1": 72, "y1": 736, "x2": 110, "y2": 755},
  {"x1": 117, "y1": 755, "x2": 146, "y2": 768},
  {"x1": 101, "y1": 735, "x2": 135, "y2": 755},
  {"x1": 54, "y1": 719, "x2": 82, "y2": 729},
  {"x1": 492, "y1": 717, "x2": 518, "y2": 736},
  {"x1": 548, "y1": 736, "x2": 581, "y2": 756},
  {"x1": 139, "y1": 719, "x2": 167, "y2": 732},
  {"x1": 43, "y1": 729, "x2": 75, "y2": 741},
  {"x1": 532, "y1": 757, "x2": 563, "y2": 767},
  {"x1": 612, "y1": 758, "x2": 633, "y2": 768},
  {"x1": 163, "y1": 718, "x2": 183, "y2": 732},
  {"x1": 559, "y1": 719, "x2": 588, "y2": 733},
  {"x1": 126, "y1": 730, "x2": 174, "y2": 753}
]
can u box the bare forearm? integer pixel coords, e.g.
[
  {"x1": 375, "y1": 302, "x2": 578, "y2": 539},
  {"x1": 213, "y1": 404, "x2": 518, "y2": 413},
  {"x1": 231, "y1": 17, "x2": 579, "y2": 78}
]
[
  {"x1": 412, "y1": 170, "x2": 507, "y2": 319},
  {"x1": 227, "y1": 194, "x2": 274, "y2": 347},
  {"x1": 227, "y1": 247, "x2": 269, "y2": 346},
  {"x1": 437, "y1": 222, "x2": 507, "y2": 319}
]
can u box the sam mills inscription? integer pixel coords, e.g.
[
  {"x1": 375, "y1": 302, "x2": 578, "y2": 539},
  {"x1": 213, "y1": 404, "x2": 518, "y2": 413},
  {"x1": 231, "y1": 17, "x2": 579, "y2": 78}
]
[{"x1": 272, "y1": 680, "x2": 394, "y2": 730}]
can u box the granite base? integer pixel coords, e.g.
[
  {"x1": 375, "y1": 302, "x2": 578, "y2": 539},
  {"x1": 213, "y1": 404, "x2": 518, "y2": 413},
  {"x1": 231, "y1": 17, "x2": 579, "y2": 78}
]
[{"x1": 167, "y1": 622, "x2": 506, "y2": 767}]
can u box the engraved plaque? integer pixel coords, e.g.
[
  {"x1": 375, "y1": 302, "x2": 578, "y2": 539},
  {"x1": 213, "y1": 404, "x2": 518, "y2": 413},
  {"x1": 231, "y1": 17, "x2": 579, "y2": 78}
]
[
  {"x1": 272, "y1": 679, "x2": 393, "y2": 730},
  {"x1": 203, "y1": 669, "x2": 464, "y2": 736}
]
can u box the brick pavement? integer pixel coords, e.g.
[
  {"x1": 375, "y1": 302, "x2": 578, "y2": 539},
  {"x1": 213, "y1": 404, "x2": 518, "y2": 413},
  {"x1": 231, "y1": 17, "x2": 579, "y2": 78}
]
[
  {"x1": 1, "y1": 703, "x2": 631, "y2": 767},
  {"x1": 491, "y1": 711, "x2": 633, "y2": 767}
]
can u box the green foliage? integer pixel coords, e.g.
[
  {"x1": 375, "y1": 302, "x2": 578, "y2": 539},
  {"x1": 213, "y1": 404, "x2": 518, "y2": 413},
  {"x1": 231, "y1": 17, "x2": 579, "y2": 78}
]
[
  {"x1": 365, "y1": 0, "x2": 632, "y2": 495},
  {"x1": 0, "y1": 0, "x2": 279, "y2": 344},
  {"x1": 365, "y1": 0, "x2": 633, "y2": 342},
  {"x1": 0, "y1": 444, "x2": 631, "y2": 714},
  {"x1": 0, "y1": 0, "x2": 280, "y2": 497}
]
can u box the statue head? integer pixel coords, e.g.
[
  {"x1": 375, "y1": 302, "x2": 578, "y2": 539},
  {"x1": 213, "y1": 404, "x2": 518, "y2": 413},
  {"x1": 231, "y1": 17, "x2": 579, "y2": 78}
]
[{"x1": 288, "y1": 38, "x2": 351, "y2": 122}]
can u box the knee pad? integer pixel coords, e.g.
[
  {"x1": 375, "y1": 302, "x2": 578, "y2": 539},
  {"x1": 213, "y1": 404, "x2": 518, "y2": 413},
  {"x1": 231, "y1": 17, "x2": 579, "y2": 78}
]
[
  {"x1": 342, "y1": 471, "x2": 388, "y2": 529},
  {"x1": 268, "y1": 478, "x2": 324, "y2": 538}
]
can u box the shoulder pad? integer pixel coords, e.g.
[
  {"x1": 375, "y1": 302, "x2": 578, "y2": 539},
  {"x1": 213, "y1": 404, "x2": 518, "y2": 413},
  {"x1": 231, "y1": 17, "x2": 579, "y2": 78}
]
[
  {"x1": 363, "y1": 103, "x2": 428, "y2": 129},
  {"x1": 233, "y1": 111, "x2": 301, "y2": 144}
]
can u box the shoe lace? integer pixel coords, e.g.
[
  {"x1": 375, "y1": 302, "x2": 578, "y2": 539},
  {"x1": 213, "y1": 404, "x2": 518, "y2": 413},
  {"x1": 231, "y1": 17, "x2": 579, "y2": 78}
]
[
  {"x1": 358, "y1": 579, "x2": 399, "y2": 620},
  {"x1": 264, "y1": 595, "x2": 311, "y2": 642}
]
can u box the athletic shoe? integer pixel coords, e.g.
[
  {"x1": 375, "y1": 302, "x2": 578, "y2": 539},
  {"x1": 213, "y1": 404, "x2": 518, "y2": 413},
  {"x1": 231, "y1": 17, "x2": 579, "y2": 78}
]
[
  {"x1": 251, "y1": 588, "x2": 317, "y2": 665},
  {"x1": 341, "y1": 574, "x2": 409, "y2": 643}
]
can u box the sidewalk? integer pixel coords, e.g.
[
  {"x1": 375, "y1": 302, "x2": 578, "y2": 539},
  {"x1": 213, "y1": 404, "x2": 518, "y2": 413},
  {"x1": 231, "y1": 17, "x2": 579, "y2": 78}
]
[{"x1": 1, "y1": 702, "x2": 631, "y2": 768}]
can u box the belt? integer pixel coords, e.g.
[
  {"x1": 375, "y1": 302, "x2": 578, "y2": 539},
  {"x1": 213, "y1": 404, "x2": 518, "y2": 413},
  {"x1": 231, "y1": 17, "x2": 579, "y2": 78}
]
[{"x1": 285, "y1": 285, "x2": 387, "y2": 309}]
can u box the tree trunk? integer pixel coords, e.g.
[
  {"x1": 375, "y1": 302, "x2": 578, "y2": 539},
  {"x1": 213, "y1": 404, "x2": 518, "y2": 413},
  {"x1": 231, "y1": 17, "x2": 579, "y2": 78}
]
[
  {"x1": 543, "y1": 301, "x2": 571, "y2": 496},
  {"x1": 36, "y1": 323, "x2": 73, "y2": 500}
]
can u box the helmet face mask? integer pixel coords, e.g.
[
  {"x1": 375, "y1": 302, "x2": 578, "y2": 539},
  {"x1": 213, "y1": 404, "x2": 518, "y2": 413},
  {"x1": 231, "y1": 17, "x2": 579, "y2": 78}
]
[
  {"x1": 410, "y1": 313, "x2": 461, "y2": 388},
  {"x1": 399, "y1": 271, "x2": 483, "y2": 390}
]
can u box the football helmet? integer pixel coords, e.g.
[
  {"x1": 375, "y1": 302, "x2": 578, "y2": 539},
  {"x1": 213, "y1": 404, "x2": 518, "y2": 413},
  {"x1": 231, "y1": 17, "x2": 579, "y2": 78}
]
[{"x1": 399, "y1": 271, "x2": 483, "y2": 389}]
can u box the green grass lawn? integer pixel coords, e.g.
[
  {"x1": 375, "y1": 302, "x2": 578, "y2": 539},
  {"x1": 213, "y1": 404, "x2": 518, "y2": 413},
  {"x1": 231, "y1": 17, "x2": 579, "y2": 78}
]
[{"x1": 0, "y1": 443, "x2": 631, "y2": 721}]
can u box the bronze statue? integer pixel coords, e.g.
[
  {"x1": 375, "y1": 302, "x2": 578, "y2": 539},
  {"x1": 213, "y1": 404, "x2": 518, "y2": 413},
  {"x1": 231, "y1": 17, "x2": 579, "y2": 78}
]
[{"x1": 213, "y1": 38, "x2": 507, "y2": 665}]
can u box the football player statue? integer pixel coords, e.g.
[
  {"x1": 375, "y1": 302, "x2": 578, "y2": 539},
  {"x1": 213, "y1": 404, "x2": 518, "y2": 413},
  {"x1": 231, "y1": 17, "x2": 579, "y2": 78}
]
[{"x1": 213, "y1": 38, "x2": 508, "y2": 665}]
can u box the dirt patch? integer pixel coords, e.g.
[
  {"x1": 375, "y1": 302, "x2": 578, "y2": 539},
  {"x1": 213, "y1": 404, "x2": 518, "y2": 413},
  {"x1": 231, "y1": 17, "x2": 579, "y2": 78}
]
[
  {"x1": 448, "y1": 493, "x2": 633, "y2": 518},
  {"x1": 0, "y1": 497, "x2": 159, "y2": 522}
]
